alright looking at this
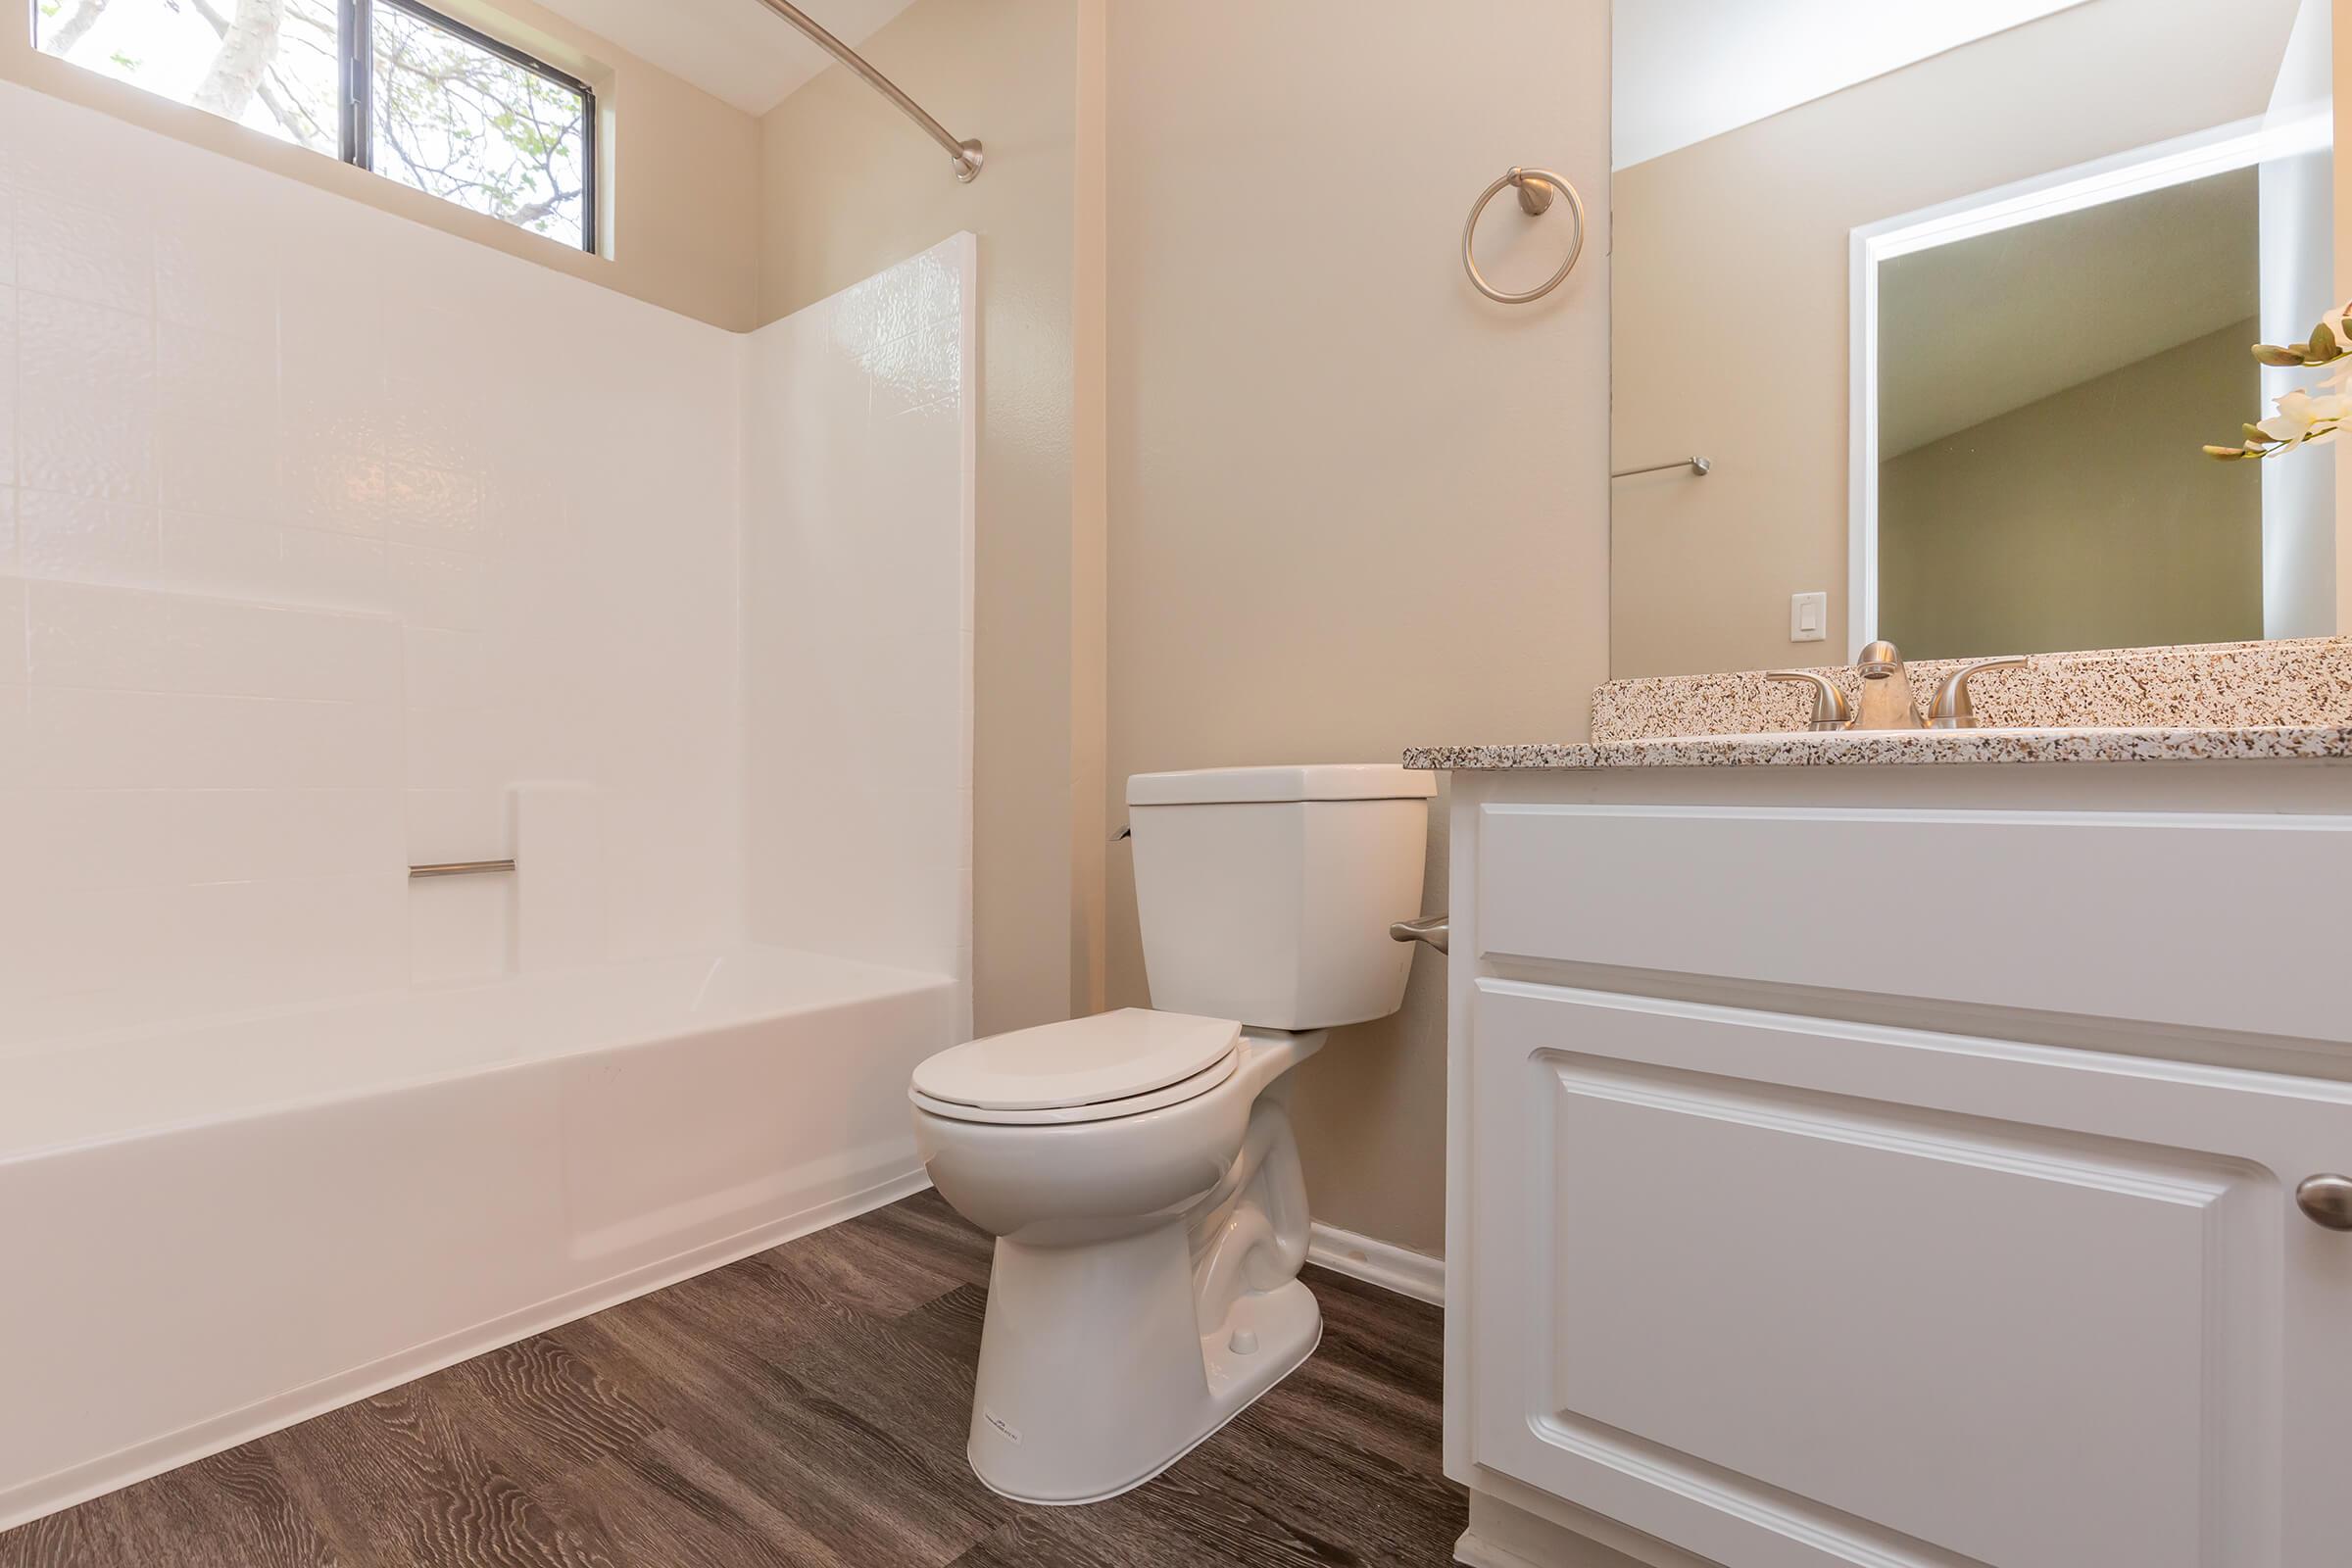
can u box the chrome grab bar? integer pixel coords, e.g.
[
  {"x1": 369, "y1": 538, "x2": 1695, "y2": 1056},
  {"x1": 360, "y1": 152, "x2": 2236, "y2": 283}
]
[
  {"x1": 1612, "y1": 457, "x2": 1712, "y2": 479},
  {"x1": 1390, "y1": 915, "x2": 1450, "y2": 955},
  {"x1": 409, "y1": 859, "x2": 517, "y2": 880}
]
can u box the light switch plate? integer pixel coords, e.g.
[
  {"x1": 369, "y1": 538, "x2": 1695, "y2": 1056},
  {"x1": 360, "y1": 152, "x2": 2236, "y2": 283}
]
[{"x1": 1790, "y1": 591, "x2": 1828, "y2": 642}]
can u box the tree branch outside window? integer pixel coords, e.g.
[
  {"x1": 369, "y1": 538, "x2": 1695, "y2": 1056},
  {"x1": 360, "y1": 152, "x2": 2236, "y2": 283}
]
[{"x1": 34, "y1": 0, "x2": 595, "y2": 252}]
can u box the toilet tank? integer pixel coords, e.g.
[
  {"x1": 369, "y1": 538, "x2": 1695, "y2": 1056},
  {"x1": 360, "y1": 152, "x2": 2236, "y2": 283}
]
[{"x1": 1126, "y1": 764, "x2": 1437, "y2": 1031}]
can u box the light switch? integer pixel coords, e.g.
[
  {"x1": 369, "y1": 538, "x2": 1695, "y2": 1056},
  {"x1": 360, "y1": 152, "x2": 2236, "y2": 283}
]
[{"x1": 1790, "y1": 591, "x2": 1828, "y2": 642}]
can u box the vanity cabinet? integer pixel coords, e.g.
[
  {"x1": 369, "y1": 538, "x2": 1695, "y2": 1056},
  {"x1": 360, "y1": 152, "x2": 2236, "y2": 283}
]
[{"x1": 1441, "y1": 763, "x2": 2352, "y2": 1568}]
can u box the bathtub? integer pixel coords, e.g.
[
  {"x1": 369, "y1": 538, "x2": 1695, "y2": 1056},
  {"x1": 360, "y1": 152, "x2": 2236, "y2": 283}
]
[{"x1": 0, "y1": 946, "x2": 956, "y2": 1530}]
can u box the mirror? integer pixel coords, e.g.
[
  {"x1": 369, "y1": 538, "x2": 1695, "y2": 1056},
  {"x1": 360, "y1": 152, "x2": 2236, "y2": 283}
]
[{"x1": 1609, "y1": 0, "x2": 2339, "y2": 676}]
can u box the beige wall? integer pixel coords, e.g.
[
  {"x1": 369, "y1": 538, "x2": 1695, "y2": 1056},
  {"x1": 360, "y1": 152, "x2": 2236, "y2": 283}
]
[
  {"x1": 1102, "y1": 1, "x2": 1614, "y2": 1255},
  {"x1": 0, "y1": 0, "x2": 763, "y2": 329},
  {"x1": 1611, "y1": 0, "x2": 2300, "y2": 678},
  {"x1": 757, "y1": 0, "x2": 1612, "y2": 1252},
  {"x1": 758, "y1": 0, "x2": 1109, "y2": 1036},
  {"x1": 1880, "y1": 320, "x2": 2265, "y2": 657}
]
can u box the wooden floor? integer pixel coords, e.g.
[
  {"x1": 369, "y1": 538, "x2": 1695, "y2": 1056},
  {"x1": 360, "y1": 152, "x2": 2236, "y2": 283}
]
[{"x1": 3, "y1": 1191, "x2": 1464, "y2": 1567}]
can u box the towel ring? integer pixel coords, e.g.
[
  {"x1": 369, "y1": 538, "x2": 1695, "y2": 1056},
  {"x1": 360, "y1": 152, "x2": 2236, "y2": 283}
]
[{"x1": 1462, "y1": 166, "x2": 1586, "y2": 305}]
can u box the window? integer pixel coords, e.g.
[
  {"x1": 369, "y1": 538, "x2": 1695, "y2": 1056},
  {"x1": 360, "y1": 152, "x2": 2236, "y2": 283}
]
[{"x1": 31, "y1": 0, "x2": 597, "y2": 253}]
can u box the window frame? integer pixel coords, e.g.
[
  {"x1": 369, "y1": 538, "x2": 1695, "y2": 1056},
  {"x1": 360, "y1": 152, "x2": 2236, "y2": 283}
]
[
  {"x1": 26, "y1": 0, "x2": 599, "y2": 255},
  {"x1": 344, "y1": 0, "x2": 599, "y2": 255}
]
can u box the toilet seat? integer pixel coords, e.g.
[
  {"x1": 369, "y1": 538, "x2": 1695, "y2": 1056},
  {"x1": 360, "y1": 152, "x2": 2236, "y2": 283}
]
[{"x1": 910, "y1": 1008, "x2": 1242, "y2": 1126}]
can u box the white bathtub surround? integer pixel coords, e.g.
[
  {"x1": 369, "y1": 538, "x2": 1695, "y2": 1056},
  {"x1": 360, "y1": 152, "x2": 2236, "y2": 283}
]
[
  {"x1": 0, "y1": 78, "x2": 743, "y2": 1045},
  {"x1": 743, "y1": 235, "x2": 979, "y2": 1038},
  {"x1": 0, "y1": 79, "x2": 980, "y2": 1530},
  {"x1": 0, "y1": 950, "x2": 953, "y2": 1531},
  {"x1": 512, "y1": 782, "x2": 608, "y2": 972}
]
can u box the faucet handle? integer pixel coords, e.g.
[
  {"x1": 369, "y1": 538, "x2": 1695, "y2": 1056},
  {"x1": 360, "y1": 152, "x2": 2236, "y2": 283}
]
[
  {"x1": 1766, "y1": 670, "x2": 1853, "y2": 731},
  {"x1": 1927, "y1": 657, "x2": 2029, "y2": 730}
]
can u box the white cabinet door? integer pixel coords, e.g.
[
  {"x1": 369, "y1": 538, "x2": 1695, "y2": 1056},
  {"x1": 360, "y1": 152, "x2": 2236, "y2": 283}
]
[{"x1": 1466, "y1": 981, "x2": 2352, "y2": 1568}]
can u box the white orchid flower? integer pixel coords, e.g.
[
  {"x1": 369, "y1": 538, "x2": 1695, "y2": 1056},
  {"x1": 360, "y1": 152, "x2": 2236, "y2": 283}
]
[
  {"x1": 2257, "y1": 386, "x2": 2351, "y2": 448},
  {"x1": 2213, "y1": 307, "x2": 2352, "y2": 457}
]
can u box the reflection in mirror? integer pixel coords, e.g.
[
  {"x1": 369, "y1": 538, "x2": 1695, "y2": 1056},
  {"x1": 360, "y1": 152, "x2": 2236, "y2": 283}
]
[{"x1": 1609, "y1": 0, "x2": 2339, "y2": 677}]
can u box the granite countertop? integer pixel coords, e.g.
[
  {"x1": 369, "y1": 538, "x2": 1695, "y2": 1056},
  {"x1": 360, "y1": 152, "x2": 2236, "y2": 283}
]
[
  {"x1": 1413, "y1": 640, "x2": 2352, "y2": 768},
  {"x1": 1405, "y1": 723, "x2": 2352, "y2": 770}
]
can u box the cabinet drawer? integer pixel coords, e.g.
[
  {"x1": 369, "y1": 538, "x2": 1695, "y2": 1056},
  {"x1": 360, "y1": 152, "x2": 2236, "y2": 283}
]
[
  {"x1": 1464, "y1": 981, "x2": 2352, "y2": 1568},
  {"x1": 1477, "y1": 803, "x2": 2352, "y2": 1043}
]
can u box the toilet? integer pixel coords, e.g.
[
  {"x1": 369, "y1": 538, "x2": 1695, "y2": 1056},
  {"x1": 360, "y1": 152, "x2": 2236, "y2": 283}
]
[{"x1": 908, "y1": 763, "x2": 1437, "y2": 1504}]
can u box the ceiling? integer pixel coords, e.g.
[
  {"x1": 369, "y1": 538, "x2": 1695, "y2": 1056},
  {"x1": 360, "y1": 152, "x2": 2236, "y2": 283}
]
[
  {"x1": 535, "y1": 0, "x2": 921, "y2": 116},
  {"x1": 1613, "y1": 0, "x2": 2095, "y2": 170},
  {"x1": 1878, "y1": 168, "x2": 2263, "y2": 456}
]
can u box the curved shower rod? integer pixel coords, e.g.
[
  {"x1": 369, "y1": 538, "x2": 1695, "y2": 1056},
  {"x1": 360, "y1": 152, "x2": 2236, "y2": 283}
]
[{"x1": 750, "y1": 0, "x2": 984, "y2": 182}]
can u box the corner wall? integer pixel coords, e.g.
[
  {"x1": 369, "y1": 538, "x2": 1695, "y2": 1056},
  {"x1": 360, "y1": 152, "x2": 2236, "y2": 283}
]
[
  {"x1": 1102, "y1": 0, "x2": 1615, "y2": 1255},
  {"x1": 756, "y1": 0, "x2": 1108, "y2": 1038},
  {"x1": 1879, "y1": 319, "x2": 2266, "y2": 657}
]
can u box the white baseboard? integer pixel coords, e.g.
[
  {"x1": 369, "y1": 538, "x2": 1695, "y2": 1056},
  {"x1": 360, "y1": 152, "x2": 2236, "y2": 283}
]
[
  {"x1": 1306, "y1": 1221, "x2": 1445, "y2": 1304},
  {"x1": 1455, "y1": 1530, "x2": 1553, "y2": 1568}
]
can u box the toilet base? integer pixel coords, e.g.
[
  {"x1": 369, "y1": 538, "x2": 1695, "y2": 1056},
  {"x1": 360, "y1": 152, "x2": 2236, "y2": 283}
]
[{"x1": 963, "y1": 1226, "x2": 1324, "y2": 1506}]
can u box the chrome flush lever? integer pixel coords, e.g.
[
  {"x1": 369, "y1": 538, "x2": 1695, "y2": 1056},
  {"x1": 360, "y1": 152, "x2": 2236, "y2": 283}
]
[{"x1": 1390, "y1": 916, "x2": 1449, "y2": 955}]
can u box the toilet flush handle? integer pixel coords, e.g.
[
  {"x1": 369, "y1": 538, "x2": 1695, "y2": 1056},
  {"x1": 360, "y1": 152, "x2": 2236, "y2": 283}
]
[{"x1": 1389, "y1": 915, "x2": 1450, "y2": 956}]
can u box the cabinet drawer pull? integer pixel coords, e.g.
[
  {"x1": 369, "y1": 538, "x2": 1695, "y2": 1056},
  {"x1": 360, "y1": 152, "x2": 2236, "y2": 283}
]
[{"x1": 2295, "y1": 1175, "x2": 2352, "y2": 1230}]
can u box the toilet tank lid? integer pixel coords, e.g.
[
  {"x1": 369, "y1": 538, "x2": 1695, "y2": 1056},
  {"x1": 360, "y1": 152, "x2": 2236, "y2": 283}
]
[{"x1": 1128, "y1": 763, "x2": 1437, "y2": 807}]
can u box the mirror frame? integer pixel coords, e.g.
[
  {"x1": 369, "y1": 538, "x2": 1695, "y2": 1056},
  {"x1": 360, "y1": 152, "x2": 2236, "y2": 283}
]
[{"x1": 1844, "y1": 111, "x2": 2328, "y2": 658}]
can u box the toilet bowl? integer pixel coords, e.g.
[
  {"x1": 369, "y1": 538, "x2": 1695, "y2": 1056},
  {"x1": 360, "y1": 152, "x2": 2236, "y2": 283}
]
[{"x1": 908, "y1": 764, "x2": 1435, "y2": 1504}]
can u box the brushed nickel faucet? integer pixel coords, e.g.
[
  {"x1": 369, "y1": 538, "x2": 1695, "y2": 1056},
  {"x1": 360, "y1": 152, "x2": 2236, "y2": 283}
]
[
  {"x1": 1768, "y1": 644, "x2": 2031, "y2": 734},
  {"x1": 1927, "y1": 657, "x2": 2029, "y2": 729},
  {"x1": 1765, "y1": 670, "x2": 1852, "y2": 731},
  {"x1": 1852, "y1": 640, "x2": 1926, "y2": 730}
]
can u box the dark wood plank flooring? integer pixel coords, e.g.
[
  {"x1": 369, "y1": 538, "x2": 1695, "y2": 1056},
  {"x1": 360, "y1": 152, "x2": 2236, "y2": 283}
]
[{"x1": 3, "y1": 1192, "x2": 1463, "y2": 1566}]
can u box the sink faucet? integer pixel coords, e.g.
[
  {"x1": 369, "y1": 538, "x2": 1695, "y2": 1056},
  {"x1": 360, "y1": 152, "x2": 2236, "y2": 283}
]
[
  {"x1": 1852, "y1": 641, "x2": 1925, "y2": 730},
  {"x1": 1770, "y1": 643, "x2": 2027, "y2": 733}
]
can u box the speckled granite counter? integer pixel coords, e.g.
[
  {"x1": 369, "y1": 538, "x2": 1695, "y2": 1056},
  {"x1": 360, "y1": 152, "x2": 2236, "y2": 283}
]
[
  {"x1": 1405, "y1": 723, "x2": 2352, "y2": 770},
  {"x1": 1591, "y1": 638, "x2": 2352, "y2": 742},
  {"x1": 1410, "y1": 638, "x2": 2352, "y2": 769}
]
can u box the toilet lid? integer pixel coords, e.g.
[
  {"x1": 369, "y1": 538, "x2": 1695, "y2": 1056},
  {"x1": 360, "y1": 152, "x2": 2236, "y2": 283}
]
[
  {"x1": 911, "y1": 1008, "x2": 1241, "y2": 1111},
  {"x1": 908, "y1": 1052, "x2": 1240, "y2": 1126}
]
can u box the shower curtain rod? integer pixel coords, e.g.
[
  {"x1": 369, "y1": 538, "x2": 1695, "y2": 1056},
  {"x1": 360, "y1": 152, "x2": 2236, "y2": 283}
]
[{"x1": 750, "y1": 0, "x2": 984, "y2": 181}]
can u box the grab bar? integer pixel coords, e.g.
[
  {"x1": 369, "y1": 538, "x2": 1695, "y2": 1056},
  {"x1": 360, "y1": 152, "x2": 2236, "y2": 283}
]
[
  {"x1": 1612, "y1": 457, "x2": 1712, "y2": 479},
  {"x1": 409, "y1": 859, "x2": 516, "y2": 880},
  {"x1": 1389, "y1": 915, "x2": 1450, "y2": 955}
]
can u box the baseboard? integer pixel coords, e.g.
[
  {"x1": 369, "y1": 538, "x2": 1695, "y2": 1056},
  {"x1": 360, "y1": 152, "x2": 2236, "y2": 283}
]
[
  {"x1": 1462, "y1": 1478, "x2": 1716, "y2": 1568},
  {"x1": 1455, "y1": 1530, "x2": 1553, "y2": 1568},
  {"x1": 1306, "y1": 1221, "x2": 1445, "y2": 1305},
  {"x1": 0, "y1": 1167, "x2": 935, "y2": 1533}
]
